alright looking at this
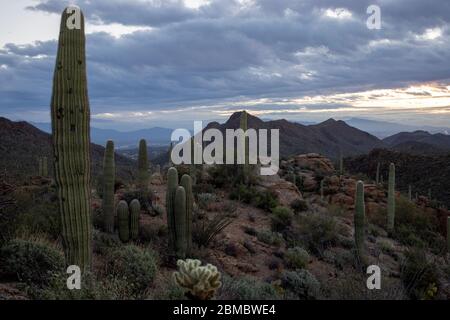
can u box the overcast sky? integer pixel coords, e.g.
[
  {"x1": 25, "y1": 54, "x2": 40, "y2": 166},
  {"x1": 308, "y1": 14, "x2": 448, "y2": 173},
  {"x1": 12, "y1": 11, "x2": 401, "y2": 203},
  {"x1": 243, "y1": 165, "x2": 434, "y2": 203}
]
[{"x1": 0, "y1": 0, "x2": 449, "y2": 130}]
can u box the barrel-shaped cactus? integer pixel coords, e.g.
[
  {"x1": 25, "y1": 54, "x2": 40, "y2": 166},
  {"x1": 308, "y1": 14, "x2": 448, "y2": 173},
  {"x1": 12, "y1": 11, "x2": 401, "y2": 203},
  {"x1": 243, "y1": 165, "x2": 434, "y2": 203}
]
[
  {"x1": 354, "y1": 181, "x2": 366, "y2": 263},
  {"x1": 387, "y1": 163, "x2": 396, "y2": 232},
  {"x1": 102, "y1": 140, "x2": 115, "y2": 233},
  {"x1": 166, "y1": 167, "x2": 179, "y2": 251},
  {"x1": 117, "y1": 200, "x2": 130, "y2": 242},
  {"x1": 50, "y1": 6, "x2": 92, "y2": 269},
  {"x1": 130, "y1": 199, "x2": 141, "y2": 240},
  {"x1": 138, "y1": 139, "x2": 149, "y2": 191},
  {"x1": 180, "y1": 174, "x2": 193, "y2": 253},
  {"x1": 174, "y1": 186, "x2": 188, "y2": 258}
]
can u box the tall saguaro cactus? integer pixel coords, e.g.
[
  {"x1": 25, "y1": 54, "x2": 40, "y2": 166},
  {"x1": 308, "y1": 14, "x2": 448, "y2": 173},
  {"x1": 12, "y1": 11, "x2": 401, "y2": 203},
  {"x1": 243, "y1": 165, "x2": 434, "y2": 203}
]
[
  {"x1": 130, "y1": 199, "x2": 141, "y2": 240},
  {"x1": 354, "y1": 181, "x2": 366, "y2": 263},
  {"x1": 180, "y1": 174, "x2": 193, "y2": 253},
  {"x1": 138, "y1": 139, "x2": 149, "y2": 191},
  {"x1": 117, "y1": 200, "x2": 130, "y2": 243},
  {"x1": 50, "y1": 6, "x2": 92, "y2": 269},
  {"x1": 387, "y1": 163, "x2": 396, "y2": 232},
  {"x1": 166, "y1": 167, "x2": 179, "y2": 251},
  {"x1": 174, "y1": 186, "x2": 188, "y2": 258},
  {"x1": 102, "y1": 140, "x2": 115, "y2": 233}
]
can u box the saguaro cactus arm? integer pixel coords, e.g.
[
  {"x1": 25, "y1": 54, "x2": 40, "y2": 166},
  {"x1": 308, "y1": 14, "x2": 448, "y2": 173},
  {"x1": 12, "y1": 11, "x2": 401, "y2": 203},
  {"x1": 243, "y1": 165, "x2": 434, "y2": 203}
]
[
  {"x1": 117, "y1": 200, "x2": 130, "y2": 243},
  {"x1": 130, "y1": 199, "x2": 141, "y2": 240}
]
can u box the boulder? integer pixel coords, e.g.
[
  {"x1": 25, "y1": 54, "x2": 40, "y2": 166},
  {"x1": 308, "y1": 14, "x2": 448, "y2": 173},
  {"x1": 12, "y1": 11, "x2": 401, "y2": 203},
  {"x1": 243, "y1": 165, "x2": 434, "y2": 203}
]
[{"x1": 294, "y1": 153, "x2": 335, "y2": 175}]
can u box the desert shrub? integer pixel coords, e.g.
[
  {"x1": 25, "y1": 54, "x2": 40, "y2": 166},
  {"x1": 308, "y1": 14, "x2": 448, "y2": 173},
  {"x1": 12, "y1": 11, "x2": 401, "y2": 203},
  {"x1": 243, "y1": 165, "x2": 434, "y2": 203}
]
[
  {"x1": 193, "y1": 214, "x2": 232, "y2": 248},
  {"x1": 197, "y1": 193, "x2": 217, "y2": 210},
  {"x1": 139, "y1": 224, "x2": 167, "y2": 244},
  {"x1": 120, "y1": 190, "x2": 153, "y2": 214},
  {"x1": 257, "y1": 230, "x2": 284, "y2": 246},
  {"x1": 322, "y1": 249, "x2": 356, "y2": 270},
  {"x1": 327, "y1": 204, "x2": 347, "y2": 217},
  {"x1": 290, "y1": 199, "x2": 308, "y2": 213},
  {"x1": 270, "y1": 206, "x2": 294, "y2": 232},
  {"x1": 4, "y1": 187, "x2": 61, "y2": 241},
  {"x1": 394, "y1": 197, "x2": 444, "y2": 253},
  {"x1": 280, "y1": 270, "x2": 321, "y2": 300},
  {"x1": 243, "y1": 226, "x2": 257, "y2": 236},
  {"x1": 285, "y1": 247, "x2": 310, "y2": 269},
  {"x1": 292, "y1": 213, "x2": 341, "y2": 256},
  {"x1": 93, "y1": 230, "x2": 122, "y2": 255},
  {"x1": 400, "y1": 248, "x2": 440, "y2": 300},
  {"x1": 27, "y1": 272, "x2": 136, "y2": 300},
  {"x1": 219, "y1": 275, "x2": 280, "y2": 300},
  {"x1": 105, "y1": 245, "x2": 158, "y2": 295},
  {"x1": 230, "y1": 185, "x2": 279, "y2": 212},
  {"x1": 378, "y1": 239, "x2": 396, "y2": 257},
  {"x1": 0, "y1": 238, "x2": 64, "y2": 285}
]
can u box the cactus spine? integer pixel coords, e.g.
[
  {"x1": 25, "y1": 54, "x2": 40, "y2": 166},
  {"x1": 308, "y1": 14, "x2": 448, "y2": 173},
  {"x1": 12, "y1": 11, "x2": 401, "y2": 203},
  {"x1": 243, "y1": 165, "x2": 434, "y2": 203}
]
[
  {"x1": 130, "y1": 199, "x2": 141, "y2": 240},
  {"x1": 117, "y1": 200, "x2": 130, "y2": 242},
  {"x1": 138, "y1": 139, "x2": 149, "y2": 191},
  {"x1": 174, "y1": 186, "x2": 188, "y2": 258},
  {"x1": 387, "y1": 163, "x2": 396, "y2": 232},
  {"x1": 180, "y1": 174, "x2": 193, "y2": 254},
  {"x1": 166, "y1": 167, "x2": 179, "y2": 252},
  {"x1": 50, "y1": 7, "x2": 91, "y2": 269},
  {"x1": 102, "y1": 140, "x2": 115, "y2": 233},
  {"x1": 375, "y1": 162, "x2": 380, "y2": 184},
  {"x1": 354, "y1": 181, "x2": 366, "y2": 262}
]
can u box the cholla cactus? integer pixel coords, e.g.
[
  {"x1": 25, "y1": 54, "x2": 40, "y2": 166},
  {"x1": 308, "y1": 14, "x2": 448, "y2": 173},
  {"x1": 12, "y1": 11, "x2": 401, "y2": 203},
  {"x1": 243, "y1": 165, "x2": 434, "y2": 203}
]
[{"x1": 173, "y1": 259, "x2": 222, "y2": 300}]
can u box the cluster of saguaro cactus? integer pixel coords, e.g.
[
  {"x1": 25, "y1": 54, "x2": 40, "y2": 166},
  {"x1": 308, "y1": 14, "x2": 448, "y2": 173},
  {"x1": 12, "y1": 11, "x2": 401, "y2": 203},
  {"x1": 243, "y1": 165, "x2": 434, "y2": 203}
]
[
  {"x1": 173, "y1": 259, "x2": 222, "y2": 300},
  {"x1": 354, "y1": 181, "x2": 366, "y2": 263},
  {"x1": 387, "y1": 163, "x2": 396, "y2": 232},
  {"x1": 50, "y1": 6, "x2": 91, "y2": 269},
  {"x1": 138, "y1": 139, "x2": 149, "y2": 191},
  {"x1": 166, "y1": 167, "x2": 193, "y2": 258},
  {"x1": 38, "y1": 157, "x2": 48, "y2": 177},
  {"x1": 103, "y1": 140, "x2": 115, "y2": 233},
  {"x1": 117, "y1": 199, "x2": 141, "y2": 242}
]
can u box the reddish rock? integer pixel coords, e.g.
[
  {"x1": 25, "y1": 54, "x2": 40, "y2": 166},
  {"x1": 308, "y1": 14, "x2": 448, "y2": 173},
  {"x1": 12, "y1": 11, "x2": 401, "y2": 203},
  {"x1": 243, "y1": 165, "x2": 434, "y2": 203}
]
[{"x1": 294, "y1": 153, "x2": 335, "y2": 174}]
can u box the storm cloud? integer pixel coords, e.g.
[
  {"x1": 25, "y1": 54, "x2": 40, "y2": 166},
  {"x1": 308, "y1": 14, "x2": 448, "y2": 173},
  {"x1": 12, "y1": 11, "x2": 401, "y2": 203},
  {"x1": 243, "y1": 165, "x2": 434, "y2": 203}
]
[{"x1": 0, "y1": 0, "x2": 449, "y2": 128}]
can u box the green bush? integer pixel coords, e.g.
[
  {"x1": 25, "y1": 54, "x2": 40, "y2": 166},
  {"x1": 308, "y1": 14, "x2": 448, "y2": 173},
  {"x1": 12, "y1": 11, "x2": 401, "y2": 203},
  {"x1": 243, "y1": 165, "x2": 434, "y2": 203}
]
[
  {"x1": 290, "y1": 199, "x2": 308, "y2": 213},
  {"x1": 257, "y1": 230, "x2": 284, "y2": 246},
  {"x1": 281, "y1": 270, "x2": 321, "y2": 300},
  {"x1": 285, "y1": 247, "x2": 310, "y2": 269},
  {"x1": 0, "y1": 238, "x2": 65, "y2": 285},
  {"x1": 270, "y1": 206, "x2": 294, "y2": 232},
  {"x1": 197, "y1": 193, "x2": 217, "y2": 210},
  {"x1": 219, "y1": 275, "x2": 280, "y2": 300},
  {"x1": 400, "y1": 248, "x2": 440, "y2": 300},
  {"x1": 105, "y1": 245, "x2": 158, "y2": 295},
  {"x1": 93, "y1": 230, "x2": 122, "y2": 255},
  {"x1": 293, "y1": 213, "x2": 341, "y2": 256},
  {"x1": 230, "y1": 185, "x2": 279, "y2": 212}
]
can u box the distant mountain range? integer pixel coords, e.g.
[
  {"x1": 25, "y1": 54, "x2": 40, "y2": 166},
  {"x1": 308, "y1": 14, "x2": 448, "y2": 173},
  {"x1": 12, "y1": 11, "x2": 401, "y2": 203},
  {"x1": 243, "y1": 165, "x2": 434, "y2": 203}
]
[
  {"x1": 344, "y1": 118, "x2": 450, "y2": 139},
  {"x1": 31, "y1": 117, "x2": 450, "y2": 149},
  {"x1": 31, "y1": 122, "x2": 173, "y2": 149},
  {"x1": 0, "y1": 117, "x2": 136, "y2": 182}
]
